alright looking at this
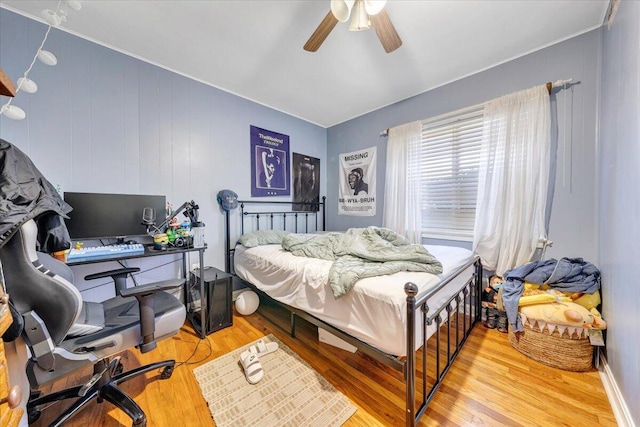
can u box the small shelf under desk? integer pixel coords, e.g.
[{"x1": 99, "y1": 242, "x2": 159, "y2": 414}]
[{"x1": 67, "y1": 244, "x2": 209, "y2": 338}]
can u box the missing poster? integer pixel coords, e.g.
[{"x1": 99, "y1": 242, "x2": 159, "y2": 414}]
[
  {"x1": 338, "y1": 146, "x2": 376, "y2": 216},
  {"x1": 250, "y1": 126, "x2": 290, "y2": 197}
]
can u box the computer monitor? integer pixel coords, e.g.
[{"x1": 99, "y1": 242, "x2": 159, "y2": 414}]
[{"x1": 63, "y1": 192, "x2": 166, "y2": 241}]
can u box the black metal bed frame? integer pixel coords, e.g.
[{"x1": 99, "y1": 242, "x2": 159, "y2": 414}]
[{"x1": 224, "y1": 198, "x2": 482, "y2": 427}]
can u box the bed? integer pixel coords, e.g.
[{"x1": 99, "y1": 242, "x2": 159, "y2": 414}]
[{"x1": 224, "y1": 198, "x2": 482, "y2": 426}]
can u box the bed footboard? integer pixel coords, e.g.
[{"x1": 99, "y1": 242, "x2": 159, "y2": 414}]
[{"x1": 404, "y1": 257, "x2": 482, "y2": 426}]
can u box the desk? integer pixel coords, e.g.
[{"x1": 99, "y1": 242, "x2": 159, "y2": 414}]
[{"x1": 68, "y1": 245, "x2": 209, "y2": 338}]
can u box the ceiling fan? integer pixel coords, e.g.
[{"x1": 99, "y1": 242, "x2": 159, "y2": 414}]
[{"x1": 304, "y1": 0, "x2": 402, "y2": 53}]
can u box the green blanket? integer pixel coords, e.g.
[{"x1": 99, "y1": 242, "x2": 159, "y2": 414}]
[{"x1": 281, "y1": 227, "x2": 442, "y2": 298}]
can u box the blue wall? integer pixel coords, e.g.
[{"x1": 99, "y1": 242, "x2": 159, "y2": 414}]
[
  {"x1": 599, "y1": 1, "x2": 640, "y2": 425},
  {"x1": 327, "y1": 30, "x2": 601, "y2": 265},
  {"x1": 0, "y1": 9, "x2": 326, "y2": 301}
]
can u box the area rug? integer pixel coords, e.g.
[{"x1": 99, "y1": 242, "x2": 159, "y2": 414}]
[{"x1": 193, "y1": 334, "x2": 357, "y2": 427}]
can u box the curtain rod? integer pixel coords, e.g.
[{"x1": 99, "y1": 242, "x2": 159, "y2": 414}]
[
  {"x1": 379, "y1": 78, "x2": 574, "y2": 137},
  {"x1": 547, "y1": 78, "x2": 574, "y2": 94}
]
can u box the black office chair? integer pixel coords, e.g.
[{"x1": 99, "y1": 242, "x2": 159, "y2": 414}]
[{"x1": 0, "y1": 219, "x2": 186, "y2": 426}]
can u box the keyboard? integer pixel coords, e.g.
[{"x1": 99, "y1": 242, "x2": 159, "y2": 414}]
[{"x1": 67, "y1": 244, "x2": 145, "y2": 262}]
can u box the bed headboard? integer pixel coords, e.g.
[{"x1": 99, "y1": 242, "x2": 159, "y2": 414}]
[{"x1": 224, "y1": 197, "x2": 326, "y2": 273}]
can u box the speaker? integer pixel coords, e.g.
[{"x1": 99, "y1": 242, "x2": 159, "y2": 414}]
[{"x1": 189, "y1": 267, "x2": 233, "y2": 335}]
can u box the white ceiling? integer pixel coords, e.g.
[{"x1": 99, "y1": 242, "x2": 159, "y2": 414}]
[{"x1": 1, "y1": 0, "x2": 609, "y2": 128}]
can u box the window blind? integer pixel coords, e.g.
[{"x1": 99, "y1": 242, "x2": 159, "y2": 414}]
[{"x1": 420, "y1": 105, "x2": 484, "y2": 239}]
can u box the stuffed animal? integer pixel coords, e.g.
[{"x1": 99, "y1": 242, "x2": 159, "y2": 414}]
[
  {"x1": 518, "y1": 282, "x2": 605, "y2": 330},
  {"x1": 482, "y1": 275, "x2": 508, "y2": 333},
  {"x1": 519, "y1": 301, "x2": 607, "y2": 329}
]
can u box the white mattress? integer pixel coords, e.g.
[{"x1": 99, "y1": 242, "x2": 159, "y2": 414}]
[{"x1": 234, "y1": 244, "x2": 476, "y2": 356}]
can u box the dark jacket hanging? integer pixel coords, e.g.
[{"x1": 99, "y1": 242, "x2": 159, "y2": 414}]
[{"x1": 0, "y1": 139, "x2": 72, "y2": 252}]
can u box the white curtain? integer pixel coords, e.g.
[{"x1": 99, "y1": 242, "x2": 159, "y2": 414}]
[
  {"x1": 383, "y1": 121, "x2": 422, "y2": 243},
  {"x1": 473, "y1": 85, "x2": 551, "y2": 275}
]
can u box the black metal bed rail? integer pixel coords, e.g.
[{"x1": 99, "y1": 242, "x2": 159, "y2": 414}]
[
  {"x1": 404, "y1": 258, "x2": 482, "y2": 427},
  {"x1": 238, "y1": 197, "x2": 326, "y2": 235},
  {"x1": 242, "y1": 211, "x2": 317, "y2": 233},
  {"x1": 224, "y1": 197, "x2": 326, "y2": 273}
]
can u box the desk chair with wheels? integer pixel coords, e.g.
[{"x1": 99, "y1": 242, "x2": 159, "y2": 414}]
[{"x1": 0, "y1": 219, "x2": 186, "y2": 426}]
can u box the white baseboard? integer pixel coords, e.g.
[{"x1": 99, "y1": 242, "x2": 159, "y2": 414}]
[{"x1": 598, "y1": 351, "x2": 636, "y2": 427}]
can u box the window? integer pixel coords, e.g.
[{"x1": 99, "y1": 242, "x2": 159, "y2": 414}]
[{"x1": 419, "y1": 105, "x2": 484, "y2": 240}]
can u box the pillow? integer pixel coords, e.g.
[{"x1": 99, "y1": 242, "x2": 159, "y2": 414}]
[{"x1": 238, "y1": 230, "x2": 290, "y2": 248}]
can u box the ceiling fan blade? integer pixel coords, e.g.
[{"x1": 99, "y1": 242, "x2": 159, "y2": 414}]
[
  {"x1": 370, "y1": 9, "x2": 402, "y2": 53},
  {"x1": 304, "y1": 11, "x2": 339, "y2": 52}
]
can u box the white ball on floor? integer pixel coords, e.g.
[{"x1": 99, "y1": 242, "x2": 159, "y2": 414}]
[{"x1": 235, "y1": 291, "x2": 259, "y2": 315}]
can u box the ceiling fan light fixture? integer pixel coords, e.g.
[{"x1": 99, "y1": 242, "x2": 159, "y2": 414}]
[
  {"x1": 331, "y1": 0, "x2": 355, "y2": 22},
  {"x1": 304, "y1": 0, "x2": 400, "y2": 52},
  {"x1": 364, "y1": 0, "x2": 386, "y2": 16},
  {"x1": 349, "y1": 0, "x2": 370, "y2": 31}
]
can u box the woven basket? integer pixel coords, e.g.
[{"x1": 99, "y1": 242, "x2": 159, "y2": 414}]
[{"x1": 508, "y1": 321, "x2": 594, "y2": 372}]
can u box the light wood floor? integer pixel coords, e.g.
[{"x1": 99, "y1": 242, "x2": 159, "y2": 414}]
[{"x1": 31, "y1": 303, "x2": 617, "y2": 427}]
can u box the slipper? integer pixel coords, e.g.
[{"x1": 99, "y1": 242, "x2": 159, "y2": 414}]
[
  {"x1": 240, "y1": 350, "x2": 263, "y2": 384},
  {"x1": 249, "y1": 339, "x2": 279, "y2": 357}
]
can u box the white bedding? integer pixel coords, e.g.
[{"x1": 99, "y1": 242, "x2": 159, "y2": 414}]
[{"x1": 234, "y1": 243, "x2": 475, "y2": 356}]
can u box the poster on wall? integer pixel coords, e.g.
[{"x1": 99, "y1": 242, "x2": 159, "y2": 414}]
[
  {"x1": 250, "y1": 125, "x2": 290, "y2": 197},
  {"x1": 338, "y1": 146, "x2": 376, "y2": 216},
  {"x1": 292, "y1": 152, "x2": 320, "y2": 211}
]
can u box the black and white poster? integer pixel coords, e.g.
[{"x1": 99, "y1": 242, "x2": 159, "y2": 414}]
[
  {"x1": 251, "y1": 125, "x2": 290, "y2": 197},
  {"x1": 338, "y1": 146, "x2": 376, "y2": 216},
  {"x1": 292, "y1": 153, "x2": 320, "y2": 211}
]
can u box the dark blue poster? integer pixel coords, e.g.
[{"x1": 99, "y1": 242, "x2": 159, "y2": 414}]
[{"x1": 250, "y1": 125, "x2": 290, "y2": 197}]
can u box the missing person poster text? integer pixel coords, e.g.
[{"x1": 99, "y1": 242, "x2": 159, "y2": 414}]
[{"x1": 338, "y1": 146, "x2": 376, "y2": 216}]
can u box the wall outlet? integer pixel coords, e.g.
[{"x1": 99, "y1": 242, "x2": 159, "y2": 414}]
[{"x1": 191, "y1": 263, "x2": 200, "y2": 271}]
